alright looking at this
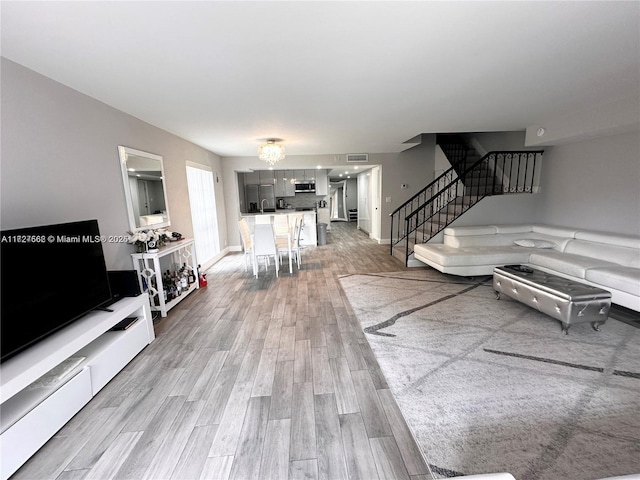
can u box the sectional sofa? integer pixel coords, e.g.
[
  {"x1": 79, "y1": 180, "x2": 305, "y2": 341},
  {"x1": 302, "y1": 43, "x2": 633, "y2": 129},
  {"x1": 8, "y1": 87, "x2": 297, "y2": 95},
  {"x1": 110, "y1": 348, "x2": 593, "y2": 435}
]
[{"x1": 413, "y1": 224, "x2": 640, "y2": 311}]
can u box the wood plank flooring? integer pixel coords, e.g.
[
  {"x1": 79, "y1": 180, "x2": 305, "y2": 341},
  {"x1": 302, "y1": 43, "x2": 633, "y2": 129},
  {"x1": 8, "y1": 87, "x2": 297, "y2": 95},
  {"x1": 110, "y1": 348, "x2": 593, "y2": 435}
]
[{"x1": 13, "y1": 222, "x2": 433, "y2": 480}]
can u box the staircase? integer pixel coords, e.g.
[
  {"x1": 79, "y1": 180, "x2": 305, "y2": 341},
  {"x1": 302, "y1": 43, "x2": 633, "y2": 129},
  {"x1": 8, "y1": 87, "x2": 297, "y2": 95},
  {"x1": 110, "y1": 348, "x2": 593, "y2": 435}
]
[{"x1": 390, "y1": 136, "x2": 543, "y2": 265}]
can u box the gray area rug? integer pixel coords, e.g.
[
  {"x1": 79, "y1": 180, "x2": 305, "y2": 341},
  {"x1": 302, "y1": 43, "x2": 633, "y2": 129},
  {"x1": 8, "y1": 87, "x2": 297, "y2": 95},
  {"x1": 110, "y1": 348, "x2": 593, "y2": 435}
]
[{"x1": 338, "y1": 269, "x2": 640, "y2": 480}]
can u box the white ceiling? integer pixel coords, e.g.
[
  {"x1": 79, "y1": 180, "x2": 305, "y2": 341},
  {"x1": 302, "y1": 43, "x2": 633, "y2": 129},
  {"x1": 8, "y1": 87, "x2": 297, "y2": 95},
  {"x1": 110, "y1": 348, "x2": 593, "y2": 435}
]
[{"x1": 2, "y1": 1, "x2": 638, "y2": 157}]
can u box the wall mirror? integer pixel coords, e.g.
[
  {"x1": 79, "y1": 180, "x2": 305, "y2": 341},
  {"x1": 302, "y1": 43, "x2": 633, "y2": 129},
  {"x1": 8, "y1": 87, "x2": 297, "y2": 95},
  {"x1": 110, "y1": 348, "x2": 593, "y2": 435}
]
[{"x1": 118, "y1": 146, "x2": 171, "y2": 232}]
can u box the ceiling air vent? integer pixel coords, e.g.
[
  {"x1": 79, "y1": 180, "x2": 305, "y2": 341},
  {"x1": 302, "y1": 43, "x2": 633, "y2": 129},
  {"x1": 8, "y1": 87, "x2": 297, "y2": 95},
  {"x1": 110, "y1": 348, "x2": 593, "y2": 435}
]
[{"x1": 346, "y1": 153, "x2": 368, "y2": 163}]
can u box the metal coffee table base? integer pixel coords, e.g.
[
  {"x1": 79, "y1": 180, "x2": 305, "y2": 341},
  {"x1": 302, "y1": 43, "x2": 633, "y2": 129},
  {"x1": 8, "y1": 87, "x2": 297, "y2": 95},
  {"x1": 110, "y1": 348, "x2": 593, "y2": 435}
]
[{"x1": 493, "y1": 265, "x2": 611, "y2": 334}]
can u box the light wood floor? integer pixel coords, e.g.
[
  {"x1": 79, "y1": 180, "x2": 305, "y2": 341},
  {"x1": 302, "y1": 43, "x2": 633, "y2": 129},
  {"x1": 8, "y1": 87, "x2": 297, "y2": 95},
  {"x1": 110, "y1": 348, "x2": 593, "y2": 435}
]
[{"x1": 14, "y1": 222, "x2": 433, "y2": 480}]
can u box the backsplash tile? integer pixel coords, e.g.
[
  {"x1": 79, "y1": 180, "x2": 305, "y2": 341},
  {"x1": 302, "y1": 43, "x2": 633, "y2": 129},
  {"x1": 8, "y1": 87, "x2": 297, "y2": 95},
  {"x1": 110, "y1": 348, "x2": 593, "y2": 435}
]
[{"x1": 278, "y1": 192, "x2": 328, "y2": 209}]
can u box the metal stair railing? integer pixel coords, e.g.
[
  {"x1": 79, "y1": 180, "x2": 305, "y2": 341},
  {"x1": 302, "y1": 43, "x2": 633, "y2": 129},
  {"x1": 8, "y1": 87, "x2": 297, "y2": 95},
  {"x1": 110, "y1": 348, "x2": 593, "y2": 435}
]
[{"x1": 390, "y1": 150, "x2": 543, "y2": 265}]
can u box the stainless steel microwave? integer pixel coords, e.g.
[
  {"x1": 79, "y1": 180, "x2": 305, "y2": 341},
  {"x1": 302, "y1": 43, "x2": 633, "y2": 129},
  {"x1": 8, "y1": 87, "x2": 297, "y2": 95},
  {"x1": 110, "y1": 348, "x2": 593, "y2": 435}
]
[{"x1": 294, "y1": 183, "x2": 315, "y2": 193}]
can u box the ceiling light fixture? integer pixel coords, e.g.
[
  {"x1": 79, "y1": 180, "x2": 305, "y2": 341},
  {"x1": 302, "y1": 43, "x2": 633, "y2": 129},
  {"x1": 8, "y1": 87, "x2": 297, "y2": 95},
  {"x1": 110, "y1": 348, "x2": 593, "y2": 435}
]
[{"x1": 258, "y1": 139, "x2": 285, "y2": 166}]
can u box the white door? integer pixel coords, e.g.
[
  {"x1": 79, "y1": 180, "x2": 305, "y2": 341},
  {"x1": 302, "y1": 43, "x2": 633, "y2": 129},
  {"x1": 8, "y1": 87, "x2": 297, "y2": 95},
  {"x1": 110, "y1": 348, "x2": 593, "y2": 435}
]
[{"x1": 370, "y1": 166, "x2": 381, "y2": 241}]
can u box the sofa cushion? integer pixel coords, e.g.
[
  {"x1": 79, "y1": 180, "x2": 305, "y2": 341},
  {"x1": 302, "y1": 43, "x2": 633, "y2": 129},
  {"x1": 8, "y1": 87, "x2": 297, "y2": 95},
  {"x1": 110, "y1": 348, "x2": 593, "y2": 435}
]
[
  {"x1": 575, "y1": 230, "x2": 640, "y2": 250},
  {"x1": 414, "y1": 244, "x2": 531, "y2": 267},
  {"x1": 529, "y1": 250, "x2": 614, "y2": 279},
  {"x1": 531, "y1": 225, "x2": 579, "y2": 238},
  {"x1": 585, "y1": 267, "x2": 640, "y2": 296},
  {"x1": 564, "y1": 239, "x2": 640, "y2": 268},
  {"x1": 492, "y1": 224, "x2": 534, "y2": 234},
  {"x1": 514, "y1": 238, "x2": 557, "y2": 249},
  {"x1": 446, "y1": 232, "x2": 567, "y2": 249},
  {"x1": 443, "y1": 225, "x2": 497, "y2": 236}
]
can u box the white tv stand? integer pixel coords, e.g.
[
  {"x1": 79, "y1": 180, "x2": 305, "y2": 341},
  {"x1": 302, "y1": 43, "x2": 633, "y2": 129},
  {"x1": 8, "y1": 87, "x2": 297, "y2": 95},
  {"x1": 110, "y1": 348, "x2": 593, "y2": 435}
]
[{"x1": 0, "y1": 295, "x2": 154, "y2": 480}]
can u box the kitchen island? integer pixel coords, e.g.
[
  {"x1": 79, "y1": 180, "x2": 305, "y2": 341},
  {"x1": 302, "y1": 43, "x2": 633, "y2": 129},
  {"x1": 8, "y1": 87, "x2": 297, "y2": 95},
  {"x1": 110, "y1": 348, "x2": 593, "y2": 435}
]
[{"x1": 241, "y1": 211, "x2": 317, "y2": 246}]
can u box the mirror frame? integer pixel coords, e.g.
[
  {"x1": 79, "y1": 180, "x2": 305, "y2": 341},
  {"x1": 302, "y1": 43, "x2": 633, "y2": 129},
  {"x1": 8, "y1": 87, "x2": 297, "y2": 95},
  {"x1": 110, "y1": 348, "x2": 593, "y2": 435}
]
[{"x1": 118, "y1": 146, "x2": 171, "y2": 232}]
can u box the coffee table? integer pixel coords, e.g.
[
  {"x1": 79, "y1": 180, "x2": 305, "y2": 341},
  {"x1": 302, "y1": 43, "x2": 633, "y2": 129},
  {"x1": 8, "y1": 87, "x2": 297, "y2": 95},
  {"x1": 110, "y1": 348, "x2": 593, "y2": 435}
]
[{"x1": 493, "y1": 265, "x2": 611, "y2": 334}]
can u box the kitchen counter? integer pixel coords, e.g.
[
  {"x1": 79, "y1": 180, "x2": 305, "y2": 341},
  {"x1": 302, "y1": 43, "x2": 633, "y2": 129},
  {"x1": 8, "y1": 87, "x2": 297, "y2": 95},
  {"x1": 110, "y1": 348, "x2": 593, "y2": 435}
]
[{"x1": 242, "y1": 209, "x2": 315, "y2": 216}]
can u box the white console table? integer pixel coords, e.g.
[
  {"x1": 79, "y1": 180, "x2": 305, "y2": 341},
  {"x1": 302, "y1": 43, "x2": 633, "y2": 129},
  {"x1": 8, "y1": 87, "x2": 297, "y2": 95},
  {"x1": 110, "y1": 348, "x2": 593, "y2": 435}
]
[
  {"x1": 131, "y1": 239, "x2": 199, "y2": 317},
  {"x1": 0, "y1": 295, "x2": 154, "y2": 480}
]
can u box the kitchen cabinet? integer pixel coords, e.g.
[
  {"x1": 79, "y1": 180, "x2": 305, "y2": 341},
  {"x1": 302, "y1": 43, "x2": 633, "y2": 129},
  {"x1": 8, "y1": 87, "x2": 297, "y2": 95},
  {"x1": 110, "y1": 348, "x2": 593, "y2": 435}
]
[
  {"x1": 274, "y1": 170, "x2": 296, "y2": 197},
  {"x1": 259, "y1": 170, "x2": 275, "y2": 185},
  {"x1": 284, "y1": 171, "x2": 296, "y2": 196},
  {"x1": 290, "y1": 169, "x2": 315, "y2": 183},
  {"x1": 244, "y1": 171, "x2": 259, "y2": 185},
  {"x1": 315, "y1": 170, "x2": 328, "y2": 196}
]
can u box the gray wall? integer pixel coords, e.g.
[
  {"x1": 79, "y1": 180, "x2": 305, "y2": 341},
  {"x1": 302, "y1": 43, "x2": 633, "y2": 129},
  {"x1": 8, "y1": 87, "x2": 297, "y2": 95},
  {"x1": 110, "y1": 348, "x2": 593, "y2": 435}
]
[
  {"x1": 534, "y1": 130, "x2": 640, "y2": 235},
  {"x1": 1, "y1": 58, "x2": 226, "y2": 269}
]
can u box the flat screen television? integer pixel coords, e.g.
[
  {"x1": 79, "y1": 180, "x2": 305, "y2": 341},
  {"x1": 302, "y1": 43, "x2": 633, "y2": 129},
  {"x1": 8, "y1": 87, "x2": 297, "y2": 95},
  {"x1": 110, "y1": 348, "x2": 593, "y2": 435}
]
[{"x1": 1, "y1": 219, "x2": 113, "y2": 363}]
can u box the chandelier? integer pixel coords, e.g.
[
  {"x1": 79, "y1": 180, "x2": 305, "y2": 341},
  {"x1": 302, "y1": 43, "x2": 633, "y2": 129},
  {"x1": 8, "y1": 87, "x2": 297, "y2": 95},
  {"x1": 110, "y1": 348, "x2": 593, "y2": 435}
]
[{"x1": 258, "y1": 140, "x2": 285, "y2": 166}]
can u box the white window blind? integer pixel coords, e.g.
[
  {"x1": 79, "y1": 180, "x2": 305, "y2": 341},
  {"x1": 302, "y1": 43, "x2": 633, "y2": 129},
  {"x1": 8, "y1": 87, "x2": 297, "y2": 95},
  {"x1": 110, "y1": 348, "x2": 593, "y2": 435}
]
[{"x1": 186, "y1": 164, "x2": 220, "y2": 268}]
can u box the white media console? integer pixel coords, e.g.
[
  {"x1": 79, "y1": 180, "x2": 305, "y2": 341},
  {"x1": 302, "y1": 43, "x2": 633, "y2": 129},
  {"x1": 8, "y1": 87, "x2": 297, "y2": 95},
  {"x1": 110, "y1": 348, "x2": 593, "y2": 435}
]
[{"x1": 0, "y1": 294, "x2": 155, "y2": 480}]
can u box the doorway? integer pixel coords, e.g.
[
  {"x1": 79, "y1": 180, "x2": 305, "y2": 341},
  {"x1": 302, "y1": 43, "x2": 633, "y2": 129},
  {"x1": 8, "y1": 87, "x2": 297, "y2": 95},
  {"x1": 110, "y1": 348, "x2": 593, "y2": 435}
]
[{"x1": 330, "y1": 181, "x2": 347, "y2": 221}]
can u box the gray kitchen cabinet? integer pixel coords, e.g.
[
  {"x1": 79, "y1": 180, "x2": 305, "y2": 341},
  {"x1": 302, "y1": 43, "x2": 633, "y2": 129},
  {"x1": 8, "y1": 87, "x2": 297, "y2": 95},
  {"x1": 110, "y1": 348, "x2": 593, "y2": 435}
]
[
  {"x1": 315, "y1": 169, "x2": 328, "y2": 196},
  {"x1": 244, "y1": 171, "x2": 259, "y2": 185},
  {"x1": 274, "y1": 170, "x2": 296, "y2": 197},
  {"x1": 274, "y1": 170, "x2": 285, "y2": 197},
  {"x1": 259, "y1": 170, "x2": 275, "y2": 185},
  {"x1": 284, "y1": 170, "x2": 296, "y2": 196},
  {"x1": 304, "y1": 169, "x2": 316, "y2": 182}
]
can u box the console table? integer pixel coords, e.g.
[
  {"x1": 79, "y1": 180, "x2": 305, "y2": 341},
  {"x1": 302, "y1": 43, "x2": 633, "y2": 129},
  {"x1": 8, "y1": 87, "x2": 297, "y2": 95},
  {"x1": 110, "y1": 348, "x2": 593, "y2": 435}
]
[
  {"x1": 131, "y1": 239, "x2": 199, "y2": 317},
  {"x1": 0, "y1": 295, "x2": 154, "y2": 480}
]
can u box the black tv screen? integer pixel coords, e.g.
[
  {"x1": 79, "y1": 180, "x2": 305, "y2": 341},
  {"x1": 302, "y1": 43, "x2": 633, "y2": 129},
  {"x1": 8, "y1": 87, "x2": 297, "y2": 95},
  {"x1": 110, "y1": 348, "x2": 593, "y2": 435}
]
[{"x1": 1, "y1": 219, "x2": 112, "y2": 363}]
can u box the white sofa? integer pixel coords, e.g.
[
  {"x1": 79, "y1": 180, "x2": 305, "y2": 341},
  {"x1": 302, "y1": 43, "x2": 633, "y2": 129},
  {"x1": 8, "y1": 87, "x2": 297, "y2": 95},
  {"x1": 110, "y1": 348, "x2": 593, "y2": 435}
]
[{"x1": 414, "y1": 224, "x2": 640, "y2": 311}]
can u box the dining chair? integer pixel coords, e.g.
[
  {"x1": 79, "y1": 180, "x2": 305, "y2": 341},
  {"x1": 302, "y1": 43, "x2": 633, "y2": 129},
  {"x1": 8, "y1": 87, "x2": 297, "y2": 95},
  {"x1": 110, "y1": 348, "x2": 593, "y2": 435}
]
[
  {"x1": 255, "y1": 215, "x2": 272, "y2": 225},
  {"x1": 238, "y1": 218, "x2": 253, "y2": 272},
  {"x1": 275, "y1": 217, "x2": 296, "y2": 273},
  {"x1": 290, "y1": 219, "x2": 303, "y2": 268},
  {"x1": 273, "y1": 215, "x2": 290, "y2": 236},
  {"x1": 252, "y1": 223, "x2": 279, "y2": 278}
]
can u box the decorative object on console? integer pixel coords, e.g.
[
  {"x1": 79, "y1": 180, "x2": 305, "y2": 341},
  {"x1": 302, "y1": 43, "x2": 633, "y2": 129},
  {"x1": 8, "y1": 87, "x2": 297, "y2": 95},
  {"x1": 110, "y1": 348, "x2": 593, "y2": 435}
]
[
  {"x1": 258, "y1": 139, "x2": 285, "y2": 166},
  {"x1": 127, "y1": 228, "x2": 169, "y2": 252}
]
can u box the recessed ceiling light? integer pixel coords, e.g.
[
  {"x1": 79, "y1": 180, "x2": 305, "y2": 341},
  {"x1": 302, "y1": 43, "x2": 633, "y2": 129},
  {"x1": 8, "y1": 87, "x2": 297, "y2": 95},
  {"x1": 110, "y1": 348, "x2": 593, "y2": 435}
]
[
  {"x1": 537, "y1": 127, "x2": 546, "y2": 137},
  {"x1": 339, "y1": 174, "x2": 343, "y2": 177}
]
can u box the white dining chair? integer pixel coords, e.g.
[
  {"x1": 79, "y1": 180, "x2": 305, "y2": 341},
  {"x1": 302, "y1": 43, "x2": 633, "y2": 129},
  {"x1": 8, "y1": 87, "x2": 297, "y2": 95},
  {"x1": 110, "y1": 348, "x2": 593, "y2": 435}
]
[
  {"x1": 252, "y1": 223, "x2": 279, "y2": 278},
  {"x1": 290, "y1": 219, "x2": 303, "y2": 268},
  {"x1": 255, "y1": 215, "x2": 272, "y2": 225},
  {"x1": 275, "y1": 217, "x2": 295, "y2": 273},
  {"x1": 238, "y1": 218, "x2": 254, "y2": 272}
]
